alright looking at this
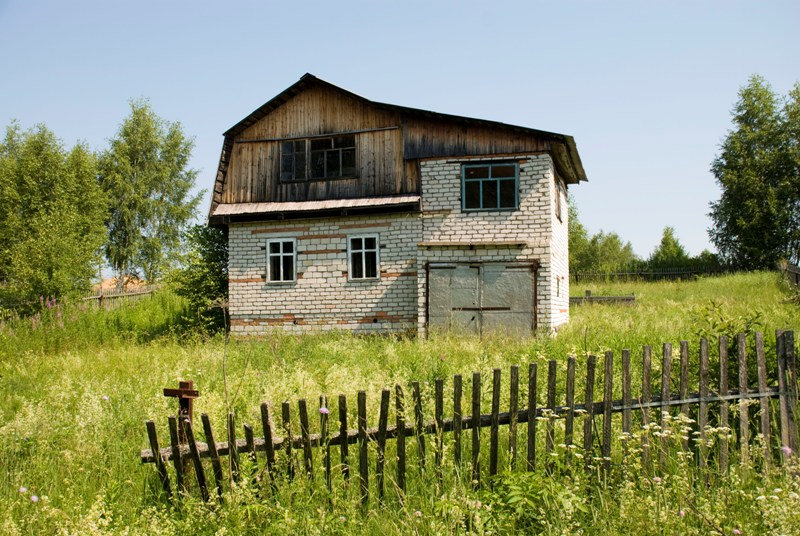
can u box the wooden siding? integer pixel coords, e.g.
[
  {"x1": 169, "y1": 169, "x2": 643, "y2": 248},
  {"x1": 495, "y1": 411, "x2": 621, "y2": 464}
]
[
  {"x1": 216, "y1": 79, "x2": 572, "y2": 208},
  {"x1": 222, "y1": 85, "x2": 410, "y2": 203}
]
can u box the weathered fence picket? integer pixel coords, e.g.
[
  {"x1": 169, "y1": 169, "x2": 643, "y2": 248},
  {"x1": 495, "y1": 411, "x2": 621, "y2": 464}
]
[{"x1": 141, "y1": 331, "x2": 799, "y2": 507}]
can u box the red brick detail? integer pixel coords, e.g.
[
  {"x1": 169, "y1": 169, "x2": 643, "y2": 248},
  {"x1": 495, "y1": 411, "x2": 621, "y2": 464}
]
[
  {"x1": 250, "y1": 226, "x2": 310, "y2": 235},
  {"x1": 380, "y1": 271, "x2": 418, "y2": 278},
  {"x1": 229, "y1": 277, "x2": 265, "y2": 283},
  {"x1": 301, "y1": 249, "x2": 345, "y2": 255},
  {"x1": 231, "y1": 314, "x2": 306, "y2": 326},
  {"x1": 300, "y1": 233, "x2": 346, "y2": 240},
  {"x1": 338, "y1": 222, "x2": 390, "y2": 229}
]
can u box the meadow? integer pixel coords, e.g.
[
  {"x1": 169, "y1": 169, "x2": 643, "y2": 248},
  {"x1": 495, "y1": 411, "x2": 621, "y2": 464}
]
[{"x1": 1, "y1": 271, "x2": 800, "y2": 535}]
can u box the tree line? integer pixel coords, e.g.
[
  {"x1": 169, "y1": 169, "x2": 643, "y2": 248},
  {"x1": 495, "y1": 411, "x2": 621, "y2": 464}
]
[
  {"x1": 570, "y1": 75, "x2": 800, "y2": 276},
  {"x1": 0, "y1": 100, "x2": 203, "y2": 315}
]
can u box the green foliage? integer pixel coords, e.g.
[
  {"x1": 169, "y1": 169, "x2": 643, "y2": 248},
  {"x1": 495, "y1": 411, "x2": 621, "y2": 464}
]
[
  {"x1": 568, "y1": 195, "x2": 640, "y2": 273},
  {"x1": 0, "y1": 123, "x2": 107, "y2": 313},
  {"x1": 648, "y1": 226, "x2": 690, "y2": 269},
  {"x1": 99, "y1": 99, "x2": 203, "y2": 284},
  {"x1": 169, "y1": 225, "x2": 228, "y2": 331},
  {"x1": 1, "y1": 272, "x2": 799, "y2": 534},
  {"x1": 709, "y1": 75, "x2": 800, "y2": 269}
]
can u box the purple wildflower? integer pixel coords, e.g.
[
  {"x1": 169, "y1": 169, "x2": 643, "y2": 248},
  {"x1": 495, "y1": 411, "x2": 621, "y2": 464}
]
[
  {"x1": 652, "y1": 476, "x2": 662, "y2": 484},
  {"x1": 319, "y1": 407, "x2": 330, "y2": 415},
  {"x1": 30, "y1": 495, "x2": 38, "y2": 503},
  {"x1": 101, "y1": 395, "x2": 109, "y2": 402},
  {"x1": 19, "y1": 486, "x2": 27, "y2": 493},
  {"x1": 732, "y1": 530, "x2": 741, "y2": 535},
  {"x1": 679, "y1": 510, "x2": 685, "y2": 518},
  {"x1": 782, "y1": 445, "x2": 793, "y2": 457},
  {"x1": 56, "y1": 309, "x2": 62, "y2": 319}
]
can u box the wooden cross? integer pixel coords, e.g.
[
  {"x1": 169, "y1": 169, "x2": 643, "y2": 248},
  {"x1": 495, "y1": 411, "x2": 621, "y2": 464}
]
[{"x1": 164, "y1": 380, "x2": 199, "y2": 443}]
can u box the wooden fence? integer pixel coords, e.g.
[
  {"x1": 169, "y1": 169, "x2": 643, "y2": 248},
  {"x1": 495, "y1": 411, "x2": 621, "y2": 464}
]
[
  {"x1": 141, "y1": 330, "x2": 798, "y2": 504},
  {"x1": 785, "y1": 264, "x2": 800, "y2": 286},
  {"x1": 570, "y1": 290, "x2": 635, "y2": 305},
  {"x1": 571, "y1": 267, "x2": 729, "y2": 283},
  {"x1": 82, "y1": 285, "x2": 158, "y2": 309}
]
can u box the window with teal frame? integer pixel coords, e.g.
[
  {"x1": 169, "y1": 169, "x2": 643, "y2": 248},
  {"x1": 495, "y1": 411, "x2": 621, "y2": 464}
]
[{"x1": 461, "y1": 162, "x2": 519, "y2": 211}]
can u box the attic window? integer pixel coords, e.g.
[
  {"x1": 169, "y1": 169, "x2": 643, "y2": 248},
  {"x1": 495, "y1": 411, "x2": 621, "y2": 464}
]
[
  {"x1": 462, "y1": 163, "x2": 518, "y2": 211},
  {"x1": 280, "y1": 134, "x2": 356, "y2": 181}
]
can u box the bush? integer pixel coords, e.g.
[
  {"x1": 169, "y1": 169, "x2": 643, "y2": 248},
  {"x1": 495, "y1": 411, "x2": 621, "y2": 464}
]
[{"x1": 169, "y1": 225, "x2": 228, "y2": 331}]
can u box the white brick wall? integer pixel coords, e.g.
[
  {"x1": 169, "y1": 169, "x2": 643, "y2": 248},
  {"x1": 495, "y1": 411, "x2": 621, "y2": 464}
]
[{"x1": 227, "y1": 153, "x2": 570, "y2": 334}]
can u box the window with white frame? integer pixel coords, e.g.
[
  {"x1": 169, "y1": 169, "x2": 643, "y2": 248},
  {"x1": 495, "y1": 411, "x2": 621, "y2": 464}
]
[
  {"x1": 348, "y1": 235, "x2": 379, "y2": 279},
  {"x1": 266, "y1": 238, "x2": 296, "y2": 282}
]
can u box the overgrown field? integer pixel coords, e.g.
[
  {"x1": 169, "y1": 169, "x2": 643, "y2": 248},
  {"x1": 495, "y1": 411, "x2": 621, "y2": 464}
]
[{"x1": 2, "y1": 272, "x2": 800, "y2": 534}]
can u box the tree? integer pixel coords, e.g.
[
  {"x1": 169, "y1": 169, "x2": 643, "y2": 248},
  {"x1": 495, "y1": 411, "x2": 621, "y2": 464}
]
[
  {"x1": 648, "y1": 226, "x2": 690, "y2": 269},
  {"x1": 170, "y1": 225, "x2": 228, "y2": 331},
  {"x1": 99, "y1": 100, "x2": 202, "y2": 285},
  {"x1": 709, "y1": 75, "x2": 800, "y2": 269},
  {"x1": 568, "y1": 196, "x2": 639, "y2": 273},
  {"x1": 0, "y1": 123, "x2": 107, "y2": 312}
]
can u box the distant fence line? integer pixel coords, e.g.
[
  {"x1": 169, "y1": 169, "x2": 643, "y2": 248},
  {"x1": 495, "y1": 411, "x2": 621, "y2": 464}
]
[
  {"x1": 142, "y1": 330, "x2": 798, "y2": 505},
  {"x1": 82, "y1": 285, "x2": 159, "y2": 309},
  {"x1": 785, "y1": 264, "x2": 800, "y2": 286},
  {"x1": 571, "y1": 267, "x2": 729, "y2": 283}
]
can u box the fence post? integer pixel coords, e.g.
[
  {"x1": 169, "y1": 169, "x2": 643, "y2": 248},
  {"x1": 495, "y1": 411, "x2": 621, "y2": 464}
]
[
  {"x1": 376, "y1": 389, "x2": 390, "y2": 503},
  {"x1": 583, "y1": 355, "x2": 596, "y2": 470},
  {"x1": 145, "y1": 421, "x2": 172, "y2": 498},
  {"x1": 396, "y1": 384, "x2": 407, "y2": 494},
  {"x1": 412, "y1": 382, "x2": 426, "y2": 471},
  {"x1": 201, "y1": 414, "x2": 224, "y2": 499},
  {"x1": 698, "y1": 339, "x2": 709, "y2": 480},
  {"x1": 472, "y1": 371, "x2": 481, "y2": 487},
  {"x1": 565, "y1": 357, "x2": 576, "y2": 461},
  {"x1": 259, "y1": 403, "x2": 276, "y2": 487},
  {"x1": 509, "y1": 366, "x2": 519, "y2": 469},
  {"x1": 338, "y1": 394, "x2": 350, "y2": 482},
  {"x1": 641, "y1": 346, "x2": 652, "y2": 472},
  {"x1": 719, "y1": 336, "x2": 729, "y2": 474},
  {"x1": 659, "y1": 343, "x2": 672, "y2": 470},
  {"x1": 489, "y1": 369, "x2": 501, "y2": 478},
  {"x1": 755, "y1": 332, "x2": 771, "y2": 468},
  {"x1": 602, "y1": 351, "x2": 613, "y2": 474},
  {"x1": 621, "y1": 350, "x2": 631, "y2": 457},
  {"x1": 545, "y1": 361, "x2": 556, "y2": 470},
  {"x1": 737, "y1": 333, "x2": 750, "y2": 464},
  {"x1": 357, "y1": 391, "x2": 369, "y2": 507},
  {"x1": 453, "y1": 375, "x2": 463, "y2": 470},
  {"x1": 527, "y1": 364, "x2": 537, "y2": 471}
]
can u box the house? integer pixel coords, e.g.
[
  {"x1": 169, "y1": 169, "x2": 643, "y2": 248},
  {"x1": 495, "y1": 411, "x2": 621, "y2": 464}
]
[{"x1": 208, "y1": 74, "x2": 587, "y2": 336}]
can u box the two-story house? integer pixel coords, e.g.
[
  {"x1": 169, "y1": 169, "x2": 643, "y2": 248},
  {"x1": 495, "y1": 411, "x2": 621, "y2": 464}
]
[{"x1": 208, "y1": 74, "x2": 587, "y2": 336}]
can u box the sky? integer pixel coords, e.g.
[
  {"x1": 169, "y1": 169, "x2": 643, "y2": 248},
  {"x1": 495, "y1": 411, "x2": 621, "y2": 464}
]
[{"x1": 1, "y1": 1, "x2": 798, "y2": 257}]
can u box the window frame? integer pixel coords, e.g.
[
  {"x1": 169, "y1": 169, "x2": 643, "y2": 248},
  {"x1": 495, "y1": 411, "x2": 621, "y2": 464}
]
[
  {"x1": 265, "y1": 238, "x2": 297, "y2": 284},
  {"x1": 347, "y1": 233, "x2": 381, "y2": 281},
  {"x1": 279, "y1": 134, "x2": 357, "y2": 183},
  {"x1": 461, "y1": 162, "x2": 519, "y2": 212},
  {"x1": 555, "y1": 176, "x2": 566, "y2": 222}
]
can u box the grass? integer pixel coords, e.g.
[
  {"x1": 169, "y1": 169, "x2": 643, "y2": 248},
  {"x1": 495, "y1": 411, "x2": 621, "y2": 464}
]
[{"x1": 1, "y1": 271, "x2": 799, "y2": 534}]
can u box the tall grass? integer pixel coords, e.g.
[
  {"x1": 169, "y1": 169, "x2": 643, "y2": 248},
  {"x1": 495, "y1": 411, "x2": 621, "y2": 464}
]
[{"x1": 1, "y1": 271, "x2": 799, "y2": 534}]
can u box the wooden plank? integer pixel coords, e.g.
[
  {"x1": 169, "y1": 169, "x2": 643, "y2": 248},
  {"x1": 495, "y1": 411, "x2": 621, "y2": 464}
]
[
  {"x1": 435, "y1": 378, "x2": 444, "y2": 485},
  {"x1": 453, "y1": 374, "x2": 463, "y2": 469},
  {"x1": 679, "y1": 341, "x2": 690, "y2": 452},
  {"x1": 755, "y1": 332, "x2": 771, "y2": 468},
  {"x1": 244, "y1": 424, "x2": 256, "y2": 464},
  {"x1": 412, "y1": 381, "x2": 426, "y2": 470},
  {"x1": 298, "y1": 399, "x2": 313, "y2": 479},
  {"x1": 698, "y1": 339, "x2": 709, "y2": 477},
  {"x1": 659, "y1": 343, "x2": 672, "y2": 469},
  {"x1": 777, "y1": 330, "x2": 792, "y2": 461},
  {"x1": 319, "y1": 396, "x2": 331, "y2": 492},
  {"x1": 490, "y1": 368, "x2": 501, "y2": 477},
  {"x1": 527, "y1": 363, "x2": 537, "y2": 471},
  {"x1": 509, "y1": 365, "x2": 519, "y2": 469},
  {"x1": 338, "y1": 394, "x2": 350, "y2": 481},
  {"x1": 738, "y1": 333, "x2": 749, "y2": 463},
  {"x1": 546, "y1": 360, "x2": 556, "y2": 468},
  {"x1": 641, "y1": 346, "x2": 652, "y2": 471},
  {"x1": 259, "y1": 403, "x2": 276, "y2": 485},
  {"x1": 719, "y1": 336, "x2": 729, "y2": 474},
  {"x1": 583, "y1": 355, "x2": 596, "y2": 469},
  {"x1": 785, "y1": 331, "x2": 799, "y2": 452},
  {"x1": 621, "y1": 350, "x2": 631, "y2": 455},
  {"x1": 145, "y1": 421, "x2": 172, "y2": 498},
  {"x1": 357, "y1": 390, "x2": 369, "y2": 507},
  {"x1": 227, "y1": 413, "x2": 241, "y2": 483},
  {"x1": 280, "y1": 403, "x2": 293, "y2": 480},
  {"x1": 602, "y1": 351, "x2": 613, "y2": 474},
  {"x1": 376, "y1": 389, "x2": 390, "y2": 502},
  {"x1": 564, "y1": 356, "x2": 576, "y2": 463},
  {"x1": 395, "y1": 384, "x2": 406, "y2": 494},
  {"x1": 472, "y1": 371, "x2": 481, "y2": 487},
  {"x1": 168, "y1": 416, "x2": 185, "y2": 492},
  {"x1": 183, "y1": 419, "x2": 209, "y2": 501}
]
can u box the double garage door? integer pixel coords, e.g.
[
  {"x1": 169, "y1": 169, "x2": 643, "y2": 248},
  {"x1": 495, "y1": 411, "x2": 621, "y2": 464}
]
[{"x1": 428, "y1": 263, "x2": 536, "y2": 336}]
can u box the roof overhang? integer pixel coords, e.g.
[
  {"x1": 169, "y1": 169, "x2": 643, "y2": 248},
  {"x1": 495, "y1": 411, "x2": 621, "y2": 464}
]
[{"x1": 209, "y1": 195, "x2": 420, "y2": 226}]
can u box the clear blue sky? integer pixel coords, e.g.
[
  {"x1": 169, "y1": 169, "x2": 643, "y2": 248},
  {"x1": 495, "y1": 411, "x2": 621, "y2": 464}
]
[{"x1": 1, "y1": 1, "x2": 798, "y2": 257}]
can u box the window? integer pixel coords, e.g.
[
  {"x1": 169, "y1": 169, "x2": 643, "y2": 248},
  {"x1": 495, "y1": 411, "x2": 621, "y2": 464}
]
[
  {"x1": 280, "y1": 134, "x2": 356, "y2": 181},
  {"x1": 348, "y1": 235, "x2": 379, "y2": 280},
  {"x1": 555, "y1": 177, "x2": 566, "y2": 222},
  {"x1": 462, "y1": 163, "x2": 518, "y2": 211},
  {"x1": 266, "y1": 238, "x2": 296, "y2": 282}
]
